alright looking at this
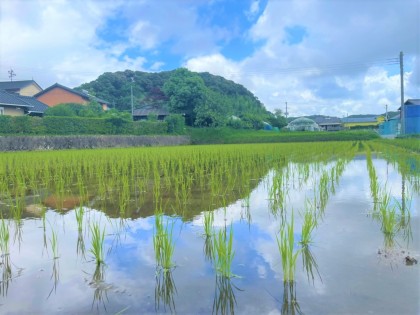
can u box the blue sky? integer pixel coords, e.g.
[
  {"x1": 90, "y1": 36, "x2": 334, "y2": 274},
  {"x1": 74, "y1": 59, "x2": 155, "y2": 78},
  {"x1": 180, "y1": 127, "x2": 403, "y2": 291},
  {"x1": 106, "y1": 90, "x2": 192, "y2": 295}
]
[{"x1": 0, "y1": 0, "x2": 419, "y2": 116}]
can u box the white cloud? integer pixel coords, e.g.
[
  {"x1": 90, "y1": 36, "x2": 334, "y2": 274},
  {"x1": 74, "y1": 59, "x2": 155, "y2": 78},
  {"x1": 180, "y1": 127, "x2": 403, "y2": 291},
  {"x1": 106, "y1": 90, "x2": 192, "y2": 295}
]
[
  {"x1": 1, "y1": 0, "x2": 418, "y2": 115},
  {"x1": 0, "y1": 0, "x2": 145, "y2": 88},
  {"x1": 185, "y1": 0, "x2": 419, "y2": 116}
]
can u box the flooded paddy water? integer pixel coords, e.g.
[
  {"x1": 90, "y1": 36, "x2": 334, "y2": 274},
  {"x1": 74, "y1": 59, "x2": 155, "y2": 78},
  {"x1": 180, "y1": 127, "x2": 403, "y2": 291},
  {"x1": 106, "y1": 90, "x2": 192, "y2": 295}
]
[{"x1": 0, "y1": 141, "x2": 418, "y2": 314}]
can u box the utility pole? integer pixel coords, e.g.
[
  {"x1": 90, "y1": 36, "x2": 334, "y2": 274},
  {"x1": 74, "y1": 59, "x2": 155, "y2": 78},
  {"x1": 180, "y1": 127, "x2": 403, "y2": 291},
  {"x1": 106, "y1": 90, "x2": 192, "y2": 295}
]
[
  {"x1": 131, "y1": 77, "x2": 134, "y2": 120},
  {"x1": 285, "y1": 101, "x2": 288, "y2": 119},
  {"x1": 400, "y1": 51, "x2": 405, "y2": 135},
  {"x1": 385, "y1": 104, "x2": 388, "y2": 121},
  {"x1": 8, "y1": 69, "x2": 16, "y2": 81}
]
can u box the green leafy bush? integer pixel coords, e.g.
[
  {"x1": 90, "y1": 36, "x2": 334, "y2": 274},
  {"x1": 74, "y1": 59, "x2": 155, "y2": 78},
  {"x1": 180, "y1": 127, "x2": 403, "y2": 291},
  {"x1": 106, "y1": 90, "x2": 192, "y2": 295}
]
[{"x1": 165, "y1": 114, "x2": 185, "y2": 134}]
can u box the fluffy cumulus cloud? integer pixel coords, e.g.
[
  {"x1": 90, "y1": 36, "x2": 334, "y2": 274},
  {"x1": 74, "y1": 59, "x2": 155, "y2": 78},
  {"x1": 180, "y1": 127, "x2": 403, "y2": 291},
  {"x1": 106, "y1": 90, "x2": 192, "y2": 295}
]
[
  {"x1": 0, "y1": 0, "x2": 147, "y2": 87},
  {"x1": 0, "y1": 0, "x2": 418, "y2": 116},
  {"x1": 186, "y1": 0, "x2": 420, "y2": 116}
]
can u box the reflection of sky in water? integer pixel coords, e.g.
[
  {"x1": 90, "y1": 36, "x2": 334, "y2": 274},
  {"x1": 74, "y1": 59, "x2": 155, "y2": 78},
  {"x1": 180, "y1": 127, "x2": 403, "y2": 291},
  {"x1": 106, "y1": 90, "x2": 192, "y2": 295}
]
[{"x1": 0, "y1": 157, "x2": 419, "y2": 314}]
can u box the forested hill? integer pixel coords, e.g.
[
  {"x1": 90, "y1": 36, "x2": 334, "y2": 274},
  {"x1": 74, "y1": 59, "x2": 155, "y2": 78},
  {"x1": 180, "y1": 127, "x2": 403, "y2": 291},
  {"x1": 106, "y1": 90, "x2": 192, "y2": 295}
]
[{"x1": 76, "y1": 68, "x2": 273, "y2": 127}]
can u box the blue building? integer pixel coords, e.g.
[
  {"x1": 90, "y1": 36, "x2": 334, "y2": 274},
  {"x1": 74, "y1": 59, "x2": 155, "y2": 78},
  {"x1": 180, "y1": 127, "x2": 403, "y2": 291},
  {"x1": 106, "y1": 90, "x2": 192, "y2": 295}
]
[
  {"x1": 402, "y1": 99, "x2": 420, "y2": 135},
  {"x1": 379, "y1": 114, "x2": 400, "y2": 136}
]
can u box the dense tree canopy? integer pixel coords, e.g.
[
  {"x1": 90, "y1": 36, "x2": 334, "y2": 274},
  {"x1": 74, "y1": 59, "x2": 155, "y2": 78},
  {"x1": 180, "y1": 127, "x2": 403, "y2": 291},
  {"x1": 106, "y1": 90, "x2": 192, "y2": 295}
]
[{"x1": 77, "y1": 68, "x2": 285, "y2": 128}]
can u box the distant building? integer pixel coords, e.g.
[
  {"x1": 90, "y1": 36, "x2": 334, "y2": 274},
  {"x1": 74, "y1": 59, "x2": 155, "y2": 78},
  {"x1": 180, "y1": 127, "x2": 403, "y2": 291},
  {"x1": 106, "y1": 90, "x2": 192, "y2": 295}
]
[
  {"x1": 401, "y1": 99, "x2": 420, "y2": 135},
  {"x1": 341, "y1": 116, "x2": 384, "y2": 129},
  {"x1": 379, "y1": 113, "x2": 400, "y2": 137},
  {"x1": 0, "y1": 90, "x2": 49, "y2": 116},
  {"x1": 133, "y1": 105, "x2": 169, "y2": 121},
  {"x1": 0, "y1": 80, "x2": 43, "y2": 96},
  {"x1": 285, "y1": 117, "x2": 321, "y2": 131},
  {"x1": 35, "y1": 83, "x2": 109, "y2": 110},
  {"x1": 312, "y1": 116, "x2": 343, "y2": 131}
]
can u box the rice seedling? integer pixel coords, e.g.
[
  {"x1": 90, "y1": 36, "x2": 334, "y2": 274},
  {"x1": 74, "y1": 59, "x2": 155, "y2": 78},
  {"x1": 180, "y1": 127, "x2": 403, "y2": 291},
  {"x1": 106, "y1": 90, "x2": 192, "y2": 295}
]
[
  {"x1": 281, "y1": 280, "x2": 302, "y2": 315},
  {"x1": 0, "y1": 218, "x2": 10, "y2": 255},
  {"x1": 47, "y1": 258, "x2": 60, "y2": 299},
  {"x1": 301, "y1": 246, "x2": 322, "y2": 284},
  {"x1": 212, "y1": 225, "x2": 235, "y2": 278},
  {"x1": 277, "y1": 212, "x2": 300, "y2": 283},
  {"x1": 153, "y1": 212, "x2": 175, "y2": 272},
  {"x1": 378, "y1": 190, "x2": 397, "y2": 236},
  {"x1": 91, "y1": 264, "x2": 109, "y2": 310},
  {"x1": 1, "y1": 254, "x2": 12, "y2": 296},
  {"x1": 203, "y1": 210, "x2": 214, "y2": 238},
  {"x1": 155, "y1": 269, "x2": 177, "y2": 313},
  {"x1": 50, "y1": 228, "x2": 59, "y2": 259},
  {"x1": 212, "y1": 275, "x2": 239, "y2": 315},
  {"x1": 299, "y1": 202, "x2": 318, "y2": 246},
  {"x1": 75, "y1": 206, "x2": 84, "y2": 232},
  {"x1": 89, "y1": 221, "x2": 106, "y2": 265}
]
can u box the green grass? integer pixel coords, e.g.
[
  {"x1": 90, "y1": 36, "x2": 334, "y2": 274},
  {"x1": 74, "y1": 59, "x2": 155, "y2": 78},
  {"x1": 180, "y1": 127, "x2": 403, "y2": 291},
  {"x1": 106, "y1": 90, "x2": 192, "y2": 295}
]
[{"x1": 89, "y1": 221, "x2": 105, "y2": 265}]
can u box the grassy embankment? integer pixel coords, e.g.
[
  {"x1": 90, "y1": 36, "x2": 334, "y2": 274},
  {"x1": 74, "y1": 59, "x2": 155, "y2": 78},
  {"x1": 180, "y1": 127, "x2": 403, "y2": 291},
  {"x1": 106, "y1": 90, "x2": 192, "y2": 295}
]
[{"x1": 188, "y1": 128, "x2": 380, "y2": 144}]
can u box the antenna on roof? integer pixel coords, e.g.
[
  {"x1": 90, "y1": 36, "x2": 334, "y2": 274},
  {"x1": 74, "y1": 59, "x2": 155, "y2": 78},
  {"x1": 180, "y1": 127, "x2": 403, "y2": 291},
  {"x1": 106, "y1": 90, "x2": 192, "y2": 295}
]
[{"x1": 8, "y1": 69, "x2": 16, "y2": 82}]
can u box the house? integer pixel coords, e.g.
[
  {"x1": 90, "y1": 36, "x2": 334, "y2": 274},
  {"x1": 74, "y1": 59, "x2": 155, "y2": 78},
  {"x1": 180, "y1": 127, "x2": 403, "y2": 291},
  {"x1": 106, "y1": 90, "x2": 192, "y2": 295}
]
[
  {"x1": 35, "y1": 83, "x2": 110, "y2": 110},
  {"x1": 0, "y1": 80, "x2": 43, "y2": 96},
  {"x1": 19, "y1": 95, "x2": 50, "y2": 116},
  {"x1": 133, "y1": 105, "x2": 169, "y2": 121},
  {"x1": 0, "y1": 89, "x2": 42, "y2": 116},
  {"x1": 400, "y1": 99, "x2": 420, "y2": 135},
  {"x1": 341, "y1": 115, "x2": 385, "y2": 129},
  {"x1": 312, "y1": 116, "x2": 343, "y2": 131}
]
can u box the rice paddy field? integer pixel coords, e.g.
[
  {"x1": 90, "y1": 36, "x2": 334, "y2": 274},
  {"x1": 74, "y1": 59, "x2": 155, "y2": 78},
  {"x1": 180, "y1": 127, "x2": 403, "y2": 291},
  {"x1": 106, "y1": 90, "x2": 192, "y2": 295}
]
[{"x1": 0, "y1": 140, "x2": 419, "y2": 314}]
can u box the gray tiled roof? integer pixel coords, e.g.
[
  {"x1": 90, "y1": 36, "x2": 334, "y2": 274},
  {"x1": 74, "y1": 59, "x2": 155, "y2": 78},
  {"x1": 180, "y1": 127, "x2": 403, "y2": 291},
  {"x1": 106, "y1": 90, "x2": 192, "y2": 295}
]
[
  {"x1": 133, "y1": 105, "x2": 169, "y2": 116},
  {"x1": 0, "y1": 90, "x2": 50, "y2": 114},
  {"x1": 0, "y1": 80, "x2": 41, "y2": 91},
  {"x1": 19, "y1": 95, "x2": 49, "y2": 113},
  {"x1": 0, "y1": 89, "x2": 33, "y2": 107},
  {"x1": 312, "y1": 116, "x2": 342, "y2": 125}
]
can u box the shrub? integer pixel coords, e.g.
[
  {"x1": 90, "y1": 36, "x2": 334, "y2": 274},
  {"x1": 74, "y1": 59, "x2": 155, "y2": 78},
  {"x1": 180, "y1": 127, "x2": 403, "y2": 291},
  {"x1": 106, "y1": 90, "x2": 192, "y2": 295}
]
[{"x1": 165, "y1": 114, "x2": 185, "y2": 134}]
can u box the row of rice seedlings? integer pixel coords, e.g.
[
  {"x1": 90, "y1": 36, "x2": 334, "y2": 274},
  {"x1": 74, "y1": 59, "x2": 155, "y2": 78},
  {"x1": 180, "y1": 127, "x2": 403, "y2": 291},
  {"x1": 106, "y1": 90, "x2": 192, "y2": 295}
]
[
  {"x1": 153, "y1": 212, "x2": 175, "y2": 272},
  {"x1": 0, "y1": 141, "x2": 359, "y2": 222}
]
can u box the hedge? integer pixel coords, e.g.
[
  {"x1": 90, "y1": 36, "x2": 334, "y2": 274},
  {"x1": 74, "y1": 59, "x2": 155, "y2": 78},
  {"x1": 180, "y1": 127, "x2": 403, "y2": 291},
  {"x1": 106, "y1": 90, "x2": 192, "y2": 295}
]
[{"x1": 0, "y1": 116, "x2": 175, "y2": 136}]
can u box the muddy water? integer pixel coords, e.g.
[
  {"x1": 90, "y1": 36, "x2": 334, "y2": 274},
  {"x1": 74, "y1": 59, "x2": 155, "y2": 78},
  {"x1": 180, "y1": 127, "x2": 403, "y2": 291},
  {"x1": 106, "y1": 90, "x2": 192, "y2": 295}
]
[{"x1": 0, "y1": 156, "x2": 418, "y2": 314}]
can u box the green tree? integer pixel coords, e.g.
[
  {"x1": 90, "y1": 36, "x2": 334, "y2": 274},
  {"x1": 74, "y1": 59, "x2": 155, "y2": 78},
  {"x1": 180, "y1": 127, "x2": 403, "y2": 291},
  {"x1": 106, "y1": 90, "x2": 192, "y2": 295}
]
[
  {"x1": 162, "y1": 68, "x2": 207, "y2": 126},
  {"x1": 194, "y1": 89, "x2": 229, "y2": 127},
  {"x1": 267, "y1": 108, "x2": 287, "y2": 129}
]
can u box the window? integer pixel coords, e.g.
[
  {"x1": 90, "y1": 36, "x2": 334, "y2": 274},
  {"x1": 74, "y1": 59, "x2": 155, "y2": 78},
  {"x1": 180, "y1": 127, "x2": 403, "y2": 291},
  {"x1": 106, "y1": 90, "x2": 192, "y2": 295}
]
[{"x1": 0, "y1": 107, "x2": 4, "y2": 115}]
